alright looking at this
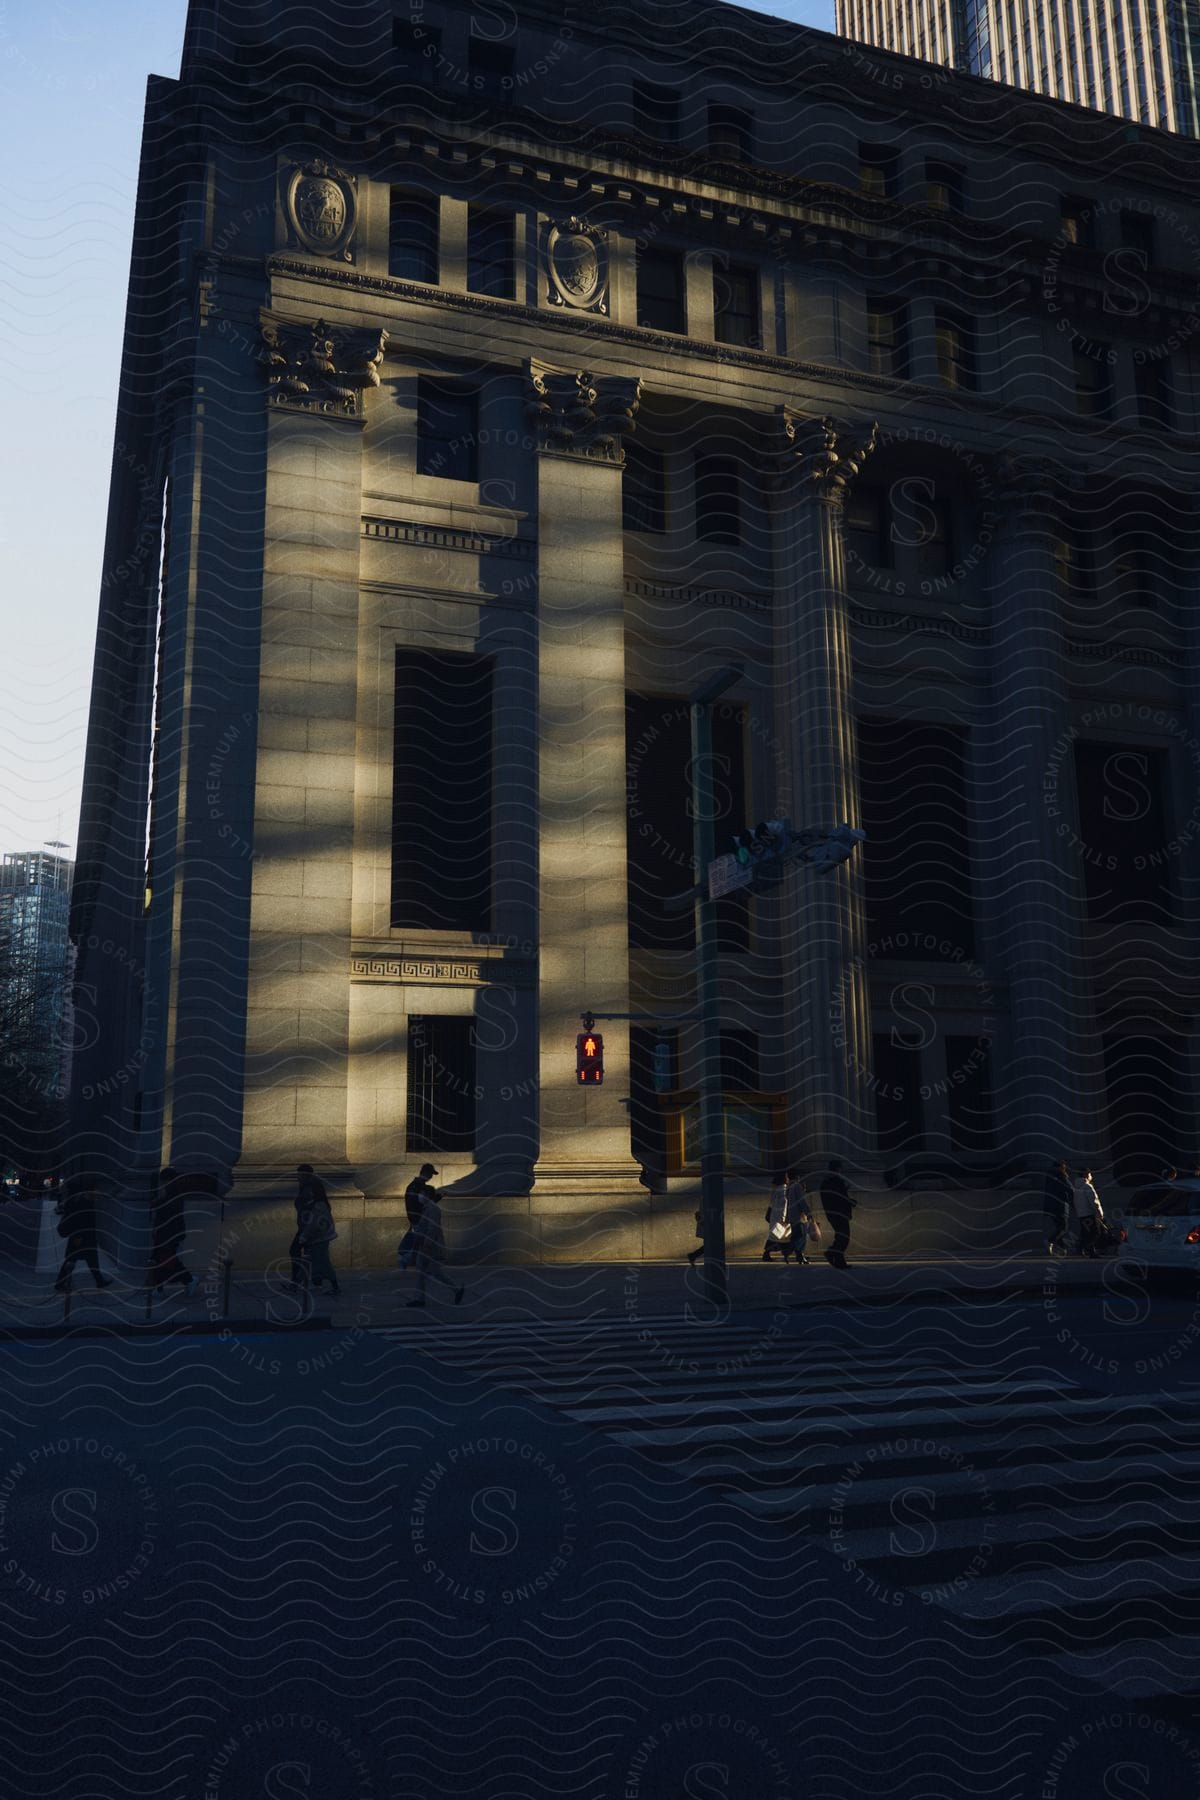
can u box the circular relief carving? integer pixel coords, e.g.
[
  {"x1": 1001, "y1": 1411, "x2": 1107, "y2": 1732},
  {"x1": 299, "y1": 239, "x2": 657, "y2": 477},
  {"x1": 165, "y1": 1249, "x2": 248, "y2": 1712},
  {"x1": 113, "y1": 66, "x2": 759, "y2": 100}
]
[
  {"x1": 284, "y1": 160, "x2": 358, "y2": 260},
  {"x1": 547, "y1": 218, "x2": 607, "y2": 313}
]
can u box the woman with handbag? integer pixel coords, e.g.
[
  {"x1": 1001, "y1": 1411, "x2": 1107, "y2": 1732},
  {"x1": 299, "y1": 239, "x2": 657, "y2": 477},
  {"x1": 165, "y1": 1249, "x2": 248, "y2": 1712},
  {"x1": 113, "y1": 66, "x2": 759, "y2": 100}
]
[{"x1": 762, "y1": 1171, "x2": 799, "y2": 1263}]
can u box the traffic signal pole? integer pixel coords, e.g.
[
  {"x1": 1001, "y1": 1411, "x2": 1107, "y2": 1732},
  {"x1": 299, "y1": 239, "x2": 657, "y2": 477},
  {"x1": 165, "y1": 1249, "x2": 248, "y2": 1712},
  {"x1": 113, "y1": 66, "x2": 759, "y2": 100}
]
[{"x1": 689, "y1": 667, "x2": 742, "y2": 1310}]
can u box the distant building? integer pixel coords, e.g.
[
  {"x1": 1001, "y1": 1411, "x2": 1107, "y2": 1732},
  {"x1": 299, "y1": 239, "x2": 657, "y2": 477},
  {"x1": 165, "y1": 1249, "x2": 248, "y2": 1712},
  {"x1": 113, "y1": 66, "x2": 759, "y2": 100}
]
[
  {"x1": 837, "y1": 0, "x2": 1200, "y2": 136},
  {"x1": 0, "y1": 850, "x2": 74, "y2": 1106}
]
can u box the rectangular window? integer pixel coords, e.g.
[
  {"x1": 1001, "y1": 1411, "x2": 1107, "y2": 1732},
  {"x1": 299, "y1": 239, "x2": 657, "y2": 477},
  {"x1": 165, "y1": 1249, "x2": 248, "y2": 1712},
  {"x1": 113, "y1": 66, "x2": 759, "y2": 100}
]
[
  {"x1": 389, "y1": 188, "x2": 439, "y2": 283},
  {"x1": 858, "y1": 717, "x2": 976, "y2": 953},
  {"x1": 1060, "y1": 195, "x2": 1094, "y2": 247},
  {"x1": 637, "y1": 246, "x2": 686, "y2": 334},
  {"x1": 406, "y1": 1016, "x2": 477, "y2": 1155},
  {"x1": 925, "y1": 159, "x2": 964, "y2": 211},
  {"x1": 713, "y1": 262, "x2": 760, "y2": 348},
  {"x1": 467, "y1": 207, "x2": 516, "y2": 299},
  {"x1": 1134, "y1": 356, "x2": 1172, "y2": 429},
  {"x1": 468, "y1": 34, "x2": 514, "y2": 96},
  {"x1": 1073, "y1": 344, "x2": 1112, "y2": 417},
  {"x1": 866, "y1": 300, "x2": 907, "y2": 378},
  {"x1": 1074, "y1": 740, "x2": 1174, "y2": 920},
  {"x1": 625, "y1": 693, "x2": 749, "y2": 953},
  {"x1": 417, "y1": 379, "x2": 479, "y2": 481},
  {"x1": 859, "y1": 143, "x2": 899, "y2": 198},
  {"x1": 1120, "y1": 210, "x2": 1155, "y2": 262},
  {"x1": 720, "y1": 1029, "x2": 760, "y2": 1093},
  {"x1": 633, "y1": 80, "x2": 680, "y2": 141},
  {"x1": 622, "y1": 440, "x2": 668, "y2": 534},
  {"x1": 914, "y1": 497, "x2": 955, "y2": 579},
  {"x1": 844, "y1": 485, "x2": 891, "y2": 573},
  {"x1": 694, "y1": 454, "x2": 741, "y2": 545},
  {"x1": 392, "y1": 648, "x2": 493, "y2": 931},
  {"x1": 393, "y1": 19, "x2": 440, "y2": 77},
  {"x1": 708, "y1": 104, "x2": 753, "y2": 160},
  {"x1": 934, "y1": 315, "x2": 975, "y2": 389}
]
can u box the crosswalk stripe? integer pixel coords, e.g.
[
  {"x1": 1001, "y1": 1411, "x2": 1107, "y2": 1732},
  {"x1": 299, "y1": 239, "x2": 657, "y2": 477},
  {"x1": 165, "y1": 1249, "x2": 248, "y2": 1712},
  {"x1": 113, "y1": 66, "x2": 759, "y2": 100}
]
[{"x1": 561, "y1": 1376, "x2": 1075, "y2": 1424}]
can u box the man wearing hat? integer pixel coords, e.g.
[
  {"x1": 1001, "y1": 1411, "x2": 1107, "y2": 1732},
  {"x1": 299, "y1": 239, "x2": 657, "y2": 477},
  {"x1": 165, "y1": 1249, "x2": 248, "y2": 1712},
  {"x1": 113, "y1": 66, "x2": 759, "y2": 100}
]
[{"x1": 398, "y1": 1162, "x2": 438, "y2": 1272}]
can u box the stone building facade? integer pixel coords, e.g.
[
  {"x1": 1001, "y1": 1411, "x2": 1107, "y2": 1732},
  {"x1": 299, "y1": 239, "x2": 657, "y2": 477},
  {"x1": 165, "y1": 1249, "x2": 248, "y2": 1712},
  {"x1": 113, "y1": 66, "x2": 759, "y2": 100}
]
[{"x1": 72, "y1": 0, "x2": 1200, "y2": 1261}]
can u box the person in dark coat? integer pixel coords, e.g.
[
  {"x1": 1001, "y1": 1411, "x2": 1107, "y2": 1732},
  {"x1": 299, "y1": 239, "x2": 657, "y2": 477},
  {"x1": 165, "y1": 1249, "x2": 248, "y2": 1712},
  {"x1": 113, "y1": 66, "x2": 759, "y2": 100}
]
[
  {"x1": 1042, "y1": 1159, "x2": 1073, "y2": 1256},
  {"x1": 819, "y1": 1159, "x2": 856, "y2": 1270},
  {"x1": 298, "y1": 1185, "x2": 340, "y2": 1295},
  {"x1": 289, "y1": 1164, "x2": 329, "y2": 1287},
  {"x1": 151, "y1": 1168, "x2": 196, "y2": 1296},
  {"x1": 54, "y1": 1178, "x2": 112, "y2": 1292},
  {"x1": 398, "y1": 1162, "x2": 438, "y2": 1271}
]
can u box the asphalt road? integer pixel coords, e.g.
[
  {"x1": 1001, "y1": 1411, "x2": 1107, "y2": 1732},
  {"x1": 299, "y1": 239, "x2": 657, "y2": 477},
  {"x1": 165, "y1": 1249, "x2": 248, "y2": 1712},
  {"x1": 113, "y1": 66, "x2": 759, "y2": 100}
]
[{"x1": 1, "y1": 1288, "x2": 1198, "y2": 1799}]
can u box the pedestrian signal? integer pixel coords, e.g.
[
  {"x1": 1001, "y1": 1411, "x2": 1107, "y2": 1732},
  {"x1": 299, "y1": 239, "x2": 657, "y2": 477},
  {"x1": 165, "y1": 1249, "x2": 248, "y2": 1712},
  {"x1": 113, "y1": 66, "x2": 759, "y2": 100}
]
[{"x1": 576, "y1": 1032, "x2": 605, "y2": 1085}]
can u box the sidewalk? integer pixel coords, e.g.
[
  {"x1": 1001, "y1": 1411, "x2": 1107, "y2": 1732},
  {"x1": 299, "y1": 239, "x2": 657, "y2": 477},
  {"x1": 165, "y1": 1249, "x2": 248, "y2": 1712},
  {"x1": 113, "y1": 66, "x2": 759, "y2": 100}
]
[{"x1": 0, "y1": 1254, "x2": 1108, "y2": 1339}]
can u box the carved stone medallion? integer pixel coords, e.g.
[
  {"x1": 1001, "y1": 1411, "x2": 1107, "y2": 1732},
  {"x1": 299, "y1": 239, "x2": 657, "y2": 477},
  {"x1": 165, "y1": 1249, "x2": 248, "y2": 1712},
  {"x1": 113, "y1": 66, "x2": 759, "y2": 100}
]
[
  {"x1": 546, "y1": 218, "x2": 608, "y2": 313},
  {"x1": 284, "y1": 160, "x2": 358, "y2": 261}
]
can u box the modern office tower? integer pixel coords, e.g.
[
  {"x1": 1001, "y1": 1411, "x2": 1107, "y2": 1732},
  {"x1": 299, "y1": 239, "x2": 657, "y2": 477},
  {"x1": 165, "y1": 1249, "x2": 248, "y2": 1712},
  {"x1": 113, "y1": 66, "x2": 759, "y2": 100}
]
[
  {"x1": 72, "y1": 0, "x2": 1200, "y2": 1259},
  {"x1": 837, "y1": 0, "x2": 1200, "y2": 137},
  {"x1": 0, "y1": 849, "x2": 75, "y2": 1120}
]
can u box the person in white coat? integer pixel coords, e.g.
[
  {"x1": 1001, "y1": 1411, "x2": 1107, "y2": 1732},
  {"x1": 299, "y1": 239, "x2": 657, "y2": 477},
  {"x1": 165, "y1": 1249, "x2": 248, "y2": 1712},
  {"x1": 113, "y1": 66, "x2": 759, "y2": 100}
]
[
  {"x1": 1071, "y1": 1168, "x2": 1105, "y2": 1258},
  {"x1": 405, "y1": 1189, "x2": 465, "y2": 1308}
]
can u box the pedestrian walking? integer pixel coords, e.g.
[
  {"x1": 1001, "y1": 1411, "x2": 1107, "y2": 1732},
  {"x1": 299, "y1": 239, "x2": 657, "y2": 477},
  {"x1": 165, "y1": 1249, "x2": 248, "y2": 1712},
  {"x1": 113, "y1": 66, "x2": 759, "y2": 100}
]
[
  {"x1": 1071, "y1": 1167, "x2": 1105, "y2": 1258},
  {"x1": 398, "y1": 1162, "x2": 438, "y2": 1271},
  {"x1": 687, "y1": 1207, "x2": 705, "y2": 1266},
  {"x1": 151, "y1": 1168, "x2": 197, "y2": 1296},
  {"x1": 289, "y1": 1164, "x2": 328, "y2": 1288},
  {"x1": 1042, "y1": 1159, "x2": 1073, "y2": 1257},
  {"x1": 820, "y1": 1159, "x2": 856, "y2": 1269},
  {"x1": 762, "y1": 1171, "x2": 795, "y2": 1263},
  {"x1": 405, "y1": 1187, "x2": 464, "y2": 1309},
  {"x1": 53, "y1": 1177, "x2": 112, "y2": 1292},
  {"x1": 298, "y1": 1181, "x2": 340, "y2": 1296},
  {"x1": 786, "y1": 1167, "x2": 814, "y2": 1266}
]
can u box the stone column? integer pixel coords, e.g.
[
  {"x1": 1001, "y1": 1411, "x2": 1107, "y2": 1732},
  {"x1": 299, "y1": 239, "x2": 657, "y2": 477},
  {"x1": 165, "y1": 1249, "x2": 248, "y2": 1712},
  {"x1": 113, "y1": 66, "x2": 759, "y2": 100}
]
[
  {"x1": 526, "y1": 362, "x2": 646, "y2": 1224},
  {"x1": 230, "y1": 315, "x2": 387, "y2": 1205},
  {"x1": 771, "y1": 411, "x2": 878, "y2": 1164},
  {"x1": 985, "y1": 456, "x2": 1106, "y2": 1165}
]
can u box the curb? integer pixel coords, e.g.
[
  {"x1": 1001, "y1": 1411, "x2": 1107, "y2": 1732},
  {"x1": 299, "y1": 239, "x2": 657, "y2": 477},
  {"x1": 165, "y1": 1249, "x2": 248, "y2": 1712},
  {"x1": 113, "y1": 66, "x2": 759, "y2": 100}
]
[{"x1": 0, "y1": 1316, "x2": 333, "y2": 1343}]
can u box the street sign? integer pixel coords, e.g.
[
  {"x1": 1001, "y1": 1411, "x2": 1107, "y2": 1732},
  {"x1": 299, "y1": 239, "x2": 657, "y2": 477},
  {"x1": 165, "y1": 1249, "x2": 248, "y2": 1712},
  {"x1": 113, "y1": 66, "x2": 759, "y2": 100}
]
[{"x1": 707, "y1": 853, "x2": 754, "y2": 900}]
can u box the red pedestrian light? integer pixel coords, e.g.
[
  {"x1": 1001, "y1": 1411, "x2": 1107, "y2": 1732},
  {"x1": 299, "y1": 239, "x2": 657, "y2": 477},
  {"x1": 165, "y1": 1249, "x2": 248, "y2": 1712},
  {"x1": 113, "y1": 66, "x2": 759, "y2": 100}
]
[{"x1": 576, "y1": 1032, "x2": 605, "y2": 1085}]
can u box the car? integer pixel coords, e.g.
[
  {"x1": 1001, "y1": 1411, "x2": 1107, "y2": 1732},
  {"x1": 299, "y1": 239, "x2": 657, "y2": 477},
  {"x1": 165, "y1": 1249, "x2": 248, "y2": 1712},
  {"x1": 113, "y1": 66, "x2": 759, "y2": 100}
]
[{"x1": 1116, "y1": 1178, "x2": 1200, "y2": 1278}]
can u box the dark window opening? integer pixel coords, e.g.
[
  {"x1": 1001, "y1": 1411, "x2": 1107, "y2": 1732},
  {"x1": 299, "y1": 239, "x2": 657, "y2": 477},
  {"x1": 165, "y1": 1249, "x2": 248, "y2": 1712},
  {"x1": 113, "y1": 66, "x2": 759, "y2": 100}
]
[
  {"x1": 637, "y1": 246, "x2": 686, "y2": 334},
  {"x1": 625, "y1": 693, "x2": 749, "y2": 953},
  {"x1": 859, "y1": 143, "x2": 899, "y2": 198},
  {"x1": 392, "y1": 648, "x2": 493, "y2": 931},
  {"x1": 873, "y1": 1032, "x2": 925, "y2": 1159},
  {"x1": 633, "y1": 80, "x2": 680, "y2": 141},
  {"x1": 925, "y1": 159, "x2": 964, "y2": 211},
  {"x1": 867, "y1": 300, "x2": 907, "y2": 378},
  {"x1": 1073, "y1": 344, "x2": 1113, "y2": 417},
  {"x1": 406, "y1": 1015, "x2": 477, "y2": 1154},
  {"x1": 623, "y1": 440, "x2": 668, "y2": 534},
  {"x1": 713, "y1": 262, "x2": 760, "y2": 348},
  {"x1": 934, "y1": 315, "x2": 975, "y2": 389},
  {"x1": 858, "y1": 716, "x2": 976, "y2": 953},
  {"x1": 389, "y1": 188, "x2": 439, "y2": 283},
  {"x1": 468, "y1": 34, "x2": 514, "y2": 95},
  {"x1": 1119, "y1": 210, "x2": 1156, "y2": 262},
  {"x1": 912, "y1": 496, "x2": 955, "y2": 579},
  {"x1": 417, "y1": 378, "x2": 479, "y2": 481},
  {"x1": 467, "y1": 207, "x2": 516, "y2": 299},
  {"x1": 1073, "y1": 740, "x2": 1174, "y2": 921},
  {"x1": 393, "y1": 19, "x2": 440, "y2": 76},
  {"x1": 844, "y1": 485, "x2": 891, "y2": 572},
  {"x1": 720, "y1": 1029, "x2": 760, "y2": 1092},
  {"x1": 708, "y1": 104, "x2": 753, "y2": 160},
  {"x1": 1060, "y1": 196, "x2": 1094, "y2": 248},
  {"x1": 946, "y1": 1037, "x2": 996, "y2": 1154},
  {"x1": 694, "y1": 455, "x2": 741, "y2": 545}
]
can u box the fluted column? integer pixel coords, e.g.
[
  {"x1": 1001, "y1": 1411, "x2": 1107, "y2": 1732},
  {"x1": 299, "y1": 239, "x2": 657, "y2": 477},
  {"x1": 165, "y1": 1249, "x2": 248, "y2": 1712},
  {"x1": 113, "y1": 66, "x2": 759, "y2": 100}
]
[
  {"x1": 985, "y1": 456, "x2": 1105, "y2": 1163},
  {"x1": 771, "y1": 410, "x2": 879, "y2": 1163},
  {"x1": 526, "y1": 362, "x2": 646, "y2": 1208}
]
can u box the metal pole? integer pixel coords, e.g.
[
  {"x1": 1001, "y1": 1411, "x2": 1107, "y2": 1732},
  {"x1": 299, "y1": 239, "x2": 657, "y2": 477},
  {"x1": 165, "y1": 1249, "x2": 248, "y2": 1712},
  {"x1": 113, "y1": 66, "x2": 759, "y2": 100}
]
[
  {"x1": 221, "y1": 1256, "x2": 233, "y2": 1319},
  {"x1": 689, "y1": 667, "x2": 741, "y2": 1310}
]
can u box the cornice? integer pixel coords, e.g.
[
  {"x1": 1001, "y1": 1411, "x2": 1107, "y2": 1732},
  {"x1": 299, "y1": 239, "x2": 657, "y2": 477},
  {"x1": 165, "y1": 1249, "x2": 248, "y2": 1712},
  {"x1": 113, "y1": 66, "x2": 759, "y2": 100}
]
[
  {"x1": 362, "y1": 516, "x2": 536, "y2": 560},
  {"x1": 624, "y1": 576, "x2": 771, "y2": 613}
]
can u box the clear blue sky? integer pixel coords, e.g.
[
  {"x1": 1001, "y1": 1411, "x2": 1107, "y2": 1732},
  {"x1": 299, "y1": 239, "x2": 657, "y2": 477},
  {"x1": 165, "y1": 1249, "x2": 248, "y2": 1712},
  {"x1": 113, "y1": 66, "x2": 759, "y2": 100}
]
[{"x1": 0, "y1": 0, "x2": 833, "y2": 862}]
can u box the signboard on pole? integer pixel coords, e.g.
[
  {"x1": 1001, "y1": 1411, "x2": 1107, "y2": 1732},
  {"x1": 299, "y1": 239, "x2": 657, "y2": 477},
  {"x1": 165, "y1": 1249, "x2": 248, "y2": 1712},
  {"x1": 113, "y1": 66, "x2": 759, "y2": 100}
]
[{"x1": 707, "y1": 853, "x2": 753, "y2": 900}]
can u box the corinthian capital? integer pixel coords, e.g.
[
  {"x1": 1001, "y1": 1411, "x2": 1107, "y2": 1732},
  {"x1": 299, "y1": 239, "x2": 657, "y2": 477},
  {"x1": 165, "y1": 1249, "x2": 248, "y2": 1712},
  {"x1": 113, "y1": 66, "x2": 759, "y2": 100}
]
[
  {"x1": 526, "y1": 360, "x2": 641, "y2": 461},
  {"x1": 259, "y1": 312, "x2": 386, "y2": 417},
  {"x1": 778, "y1": 409, "x2": 878, "y2": 504}
]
